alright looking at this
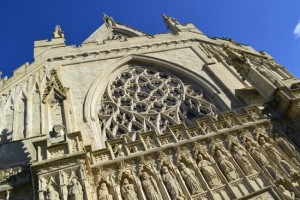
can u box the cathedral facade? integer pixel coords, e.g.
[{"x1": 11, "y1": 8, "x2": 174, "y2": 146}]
[{"x1": 0, "y1": 14, "x2": 300, "y2": 200}]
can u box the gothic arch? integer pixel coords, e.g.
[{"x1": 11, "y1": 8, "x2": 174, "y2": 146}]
[{"x1": 84, "y1": 54, "x2": 227, "y2": 147}]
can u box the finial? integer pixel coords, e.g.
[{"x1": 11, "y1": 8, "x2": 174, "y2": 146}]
[
  {"x1": 103, "y1": 13, "x2": 116, "y2": 28},
  {"x1": 53, "y1": 25, "x2": 64, "y2": 39},
  {"x1": 162, "y1": 14, "x2": 180, "y2": 29}
]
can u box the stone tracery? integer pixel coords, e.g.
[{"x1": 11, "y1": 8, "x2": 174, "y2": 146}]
[{"x1": 98, "y1": 66, "x2": 218, "y2": 140}]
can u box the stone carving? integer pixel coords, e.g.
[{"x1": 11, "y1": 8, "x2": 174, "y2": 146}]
[
  {"x1": 53, "y1": 25, "x2": 64, "y2": 38},
  {"x1": 162, "y1": 15, "x2": 181, "y2": 27},
  {"x1": 161, "y1": 166, "x2": 184, "y2": 200},
  {"x1": 223, "y1": 46, "x2": 251, "y2": 80},
  {"x1": 121, "y1": 178, "x2": 138, "y2": 200},
  {"x1": 42, "y1": 69, "x2": 69, "y2": 104},
  {"x1": 141, "y1": 171, "x2": 162, "y2": 200},
  {"x1": 103, "y1": 13, "x2": 116, "y2": 28},
  {"x1": 230, "y1": 144, "x2": 256, "y2": 175},
  {"x1": 258, "y1": 136, "x2": 298, "y2": 177},
  {"x1": 99, "y1": 183, "x2": 113, "y2": 200},
  {"x1": 275, "y1": 136, "x2": 300, "y2": 166},
  {"x1": 45, "y1": 184, "x2": 59, "y2": 200},
  {"x1": 45, "y1": 178, "x2": 59, "y2": 200},
  {"x1": 278, "y1": 184, "x2": 295, "y2": 200},
  {"x1": 68, "y1": 177, "x2": 83, "y2": 200},
  {"x1": 215, "y1": 149, "x2": 239, "y2": 181},
  {"x1": 98, "y1": 66, "x2": 218, "y2": 140},
  {"x1": 197, "y1": 153, "x2": 222, "y2": 188},
  {"x1": 108, "y1": 32, "x2": 126, "y2": 41},
  {"x1": 174, "y1": 129, "x2": 186, "y2": 141},
  {"x1": 52, "y1": 124, "x2": 65, "y2": 138},
  {"x1": 178, "y1": 162, "x2": 202, "y2": 195},
  {"x1": 144, "y1": 136, "x2": 156, "y2": 149},
  {"x1": 244, "y1": 140, "x2": 280, "y2": 180},
  {"x1": 112, "y1": 144, "x2": 125, "y2": 157}
]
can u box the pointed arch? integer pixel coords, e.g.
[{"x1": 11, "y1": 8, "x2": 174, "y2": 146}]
[
  {"x1": 83, "y1": 54, "x2": 227, "y2": 148},
  {"x1": 84, "y1": 54, "x2": 223, "y2": 122}
]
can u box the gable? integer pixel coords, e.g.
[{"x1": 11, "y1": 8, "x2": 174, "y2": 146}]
[{"x1": 83, "y1": 14, "x2": 147, "y2": 44}]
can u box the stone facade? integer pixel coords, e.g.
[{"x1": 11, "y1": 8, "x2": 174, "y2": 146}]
[{"x1": 0, "y1": 14, "x2": 300, "y2": 200}]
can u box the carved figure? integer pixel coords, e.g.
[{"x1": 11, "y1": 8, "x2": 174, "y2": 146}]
[
  {"x1": 163, "y1": 15, "x2": 180, "y2": 27},
  {"x1": 258, "y1": 136, "x2": 297, "y2": 176},
  {"x1": 278, "y1": 184, "x2": 295, "y2": 200},
  {"x1": 141, "y1": 172, "x2": 162, "y2": 200},
  {"x1": 68, "y1": 178, "x2": 83, "y2": 200},
  {"x1": 53, "y1": 25, "x2": 64, "y2": 38},
  {"x1": 103, "y1": 13, "x2": 116, "y2": 28},
  {"x1": 45, "y1": 184, "x2": 59, "y2": 200},
  {"x1": 113, "y1": 144, "x2": 124, "y2": 157},
  {"x1": 99, "y1": 183, "x2": 113, "y2": 200},
  {"x1": 276, "y1": 137, "x2": 300, "y2": 166},
  {"x1": 197, "y1": 154, "x2": 222, "y2": 188},
  {"x1": 161, "y1": 166, "x2": 184, "y2": 200},
  {"x1": 145, "y1": 136, "x2": 155, "y2": 149},
  {"x1": 215, "y1": 150, "x2": 239, "y2": 181},
  {"x1": 231, "y1": 145, "x2": 256, "y2": 175},
  {"x1": 245, "y1": 141, "x2": 281, "y2": 180},
  {"x1": 121, "y1": 178, "x2": 138, "y2": 200},
  {"x1": 178, "y1": 162, "x2": 202, "y2": 195},
  {"x1": 174, "y1": 129, "x2": 185, "y2": 141}
]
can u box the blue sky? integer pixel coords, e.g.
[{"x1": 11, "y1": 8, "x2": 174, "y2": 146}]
[{"x1": 0, "y1": 0, "x2": 300, "y2": 78}]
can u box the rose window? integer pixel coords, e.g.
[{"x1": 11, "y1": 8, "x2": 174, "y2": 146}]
[{"x1": 98, "y1": 66, "x2": 218, "y2": 141}]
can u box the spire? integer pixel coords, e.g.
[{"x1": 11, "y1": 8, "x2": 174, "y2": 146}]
[
  {"x1": 53, "y1": 25, "x2": 64, "y2": 39},
  {"x1": 103, "y1": 13, "x2": 116, "y2": 28}
]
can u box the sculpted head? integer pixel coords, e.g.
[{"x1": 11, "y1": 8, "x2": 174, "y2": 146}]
[
  {"x1": 232, "y1": 145, "x2": 239, "y2": 152},
  {"x1": 179, "y1": 162, "x2": 186, "y2": 170},
  {"x1": 278, "y1": 184, "x2": 285, "y2": 192},
  {"x1": 123, "y1": 178, "x2": 129, "y2": 185},
  {"x1": 258, "y1": 136, "x2": 266, "y2": 145},
  {"x1": 142, "y1": 172, "x2": 149, "y2": 180},
  {"x1": 101, "y1": 183, "x2": 108, "y2": 190},
  {"x1": 197, "y1": 153, "x2": 203, "y2": 161},
  {"x1": 161, "y1": 166, "x2": 169, "y2": 174}
]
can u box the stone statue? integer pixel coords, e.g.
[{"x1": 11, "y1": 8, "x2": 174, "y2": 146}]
[
  {"x1": 231, "y1": 145, "x2": 256, "y2": 175},
  {"x1": 53, "y1": 25, "x2": 64, "y2": 38},
  {"x1": 99, "y1": 183, "x2": 113, "y2": 200},
  {"x1": 178, "y1": 162, "x2": 202, "y2": 195},
  {"x1": 103, "y1": 13, "x2": 116, "y2": 28},
  {"x1": 161, "y1": 166, "x2": 184, "y2": 200},
  {"x1": 197, "y1": 154, "x2": 222, "y2": 188},
  {"x1": 68, "y1": 178, "x2": 83, "y2": 200},
  {"x1": 121, "y1": 178, "x2": 138, "y2": 200},
  {"x1": 276, "y1": 137, "x2": 300, "y2": 166},
  {"x1": 145, "y1": 136, "x2": 155, "y2": 149},
  {"x1": 45, "y1": 184, "x2": 59, "y2": 200},
  {"x1": 245, "y1": 141, "x2": 269, "y2": 166},
  {"x1": 278, "y1": 184, "x2": 295, "y2": 200},
  {"x1": 113, "y1": 144, "x2": 124, "y2": 157},
  {"x1": 245, "y1": 141, "x2": 281, "y2": 180},
  {"x1": 141, "y1": 172, "x2": 162, "y2": 200},
  {"x1": 215, "y1": 149, "x2": 239, "y2": 181},
  {"x1": 162, "y1": 15, "x2": 180, "y2": 28},
  {"x1": 258, "y1": 136, "x2": 297, "y2": 177}
]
